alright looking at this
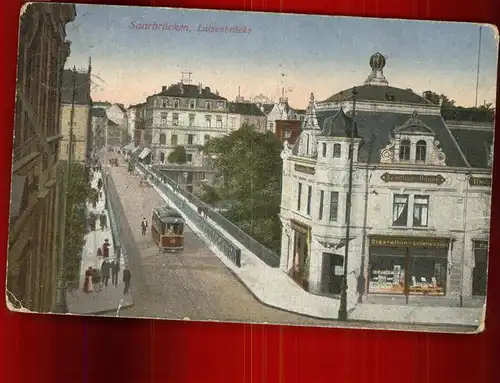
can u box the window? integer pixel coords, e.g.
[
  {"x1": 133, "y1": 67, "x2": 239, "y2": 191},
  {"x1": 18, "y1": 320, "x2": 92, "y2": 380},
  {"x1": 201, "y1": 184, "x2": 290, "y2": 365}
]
[
  {"x1": 322, "y1": 143, "x2": 327, "y2": 157},
  {"x1": 297, "y1": 183, "x2": 302, "y2": 210},
  {"x1": 187, "y1": 153, "x2": 193, "y2": 162},
  {"x1": 162, "y1": 99, "x2": 167, "y2": 107},
  {"x1": 159, "y1": 134, "x2": 166, "y2": 145},
  {"x1": 413, "y1": 195, "x2": 429, "y2": 227},
  {"x1": 205, "y1": 116, "x2": 211, "y2": 128},
  {"x1": 173, "y1": 99, "x2": 179, "y2": 108},
  {"x1": 171, "y1": 134, "x2": 178, "y2": 146},
  {"x1": 160, "y1": 112, "x2": 167, "y2": 126},
  {"x1": 216, "y1": 116, "x2": 223, "y2": 128},
  {"x1": 172, "y1": 113, "x2": 179, "y2": 126},
  {"x1": 399, "y1": 140, "x2": 411, "y2": 161},
  {"x1": 318, "y1": 190, "x2": 324, "y2": 220},
  {"x1": 307, "y1": 185, "x2": 312, "y2": 215},
  {"x1": 187, "y1": 134, "x2": 194, "y2": 145},
  {"x1": 329, "y1": 192, "x2": 339, "y2": 222},
  {"x1": 333, "y1": 143, "x2": 341, "y2": 158},
  {"x1": 230, "y1": 118, "x2": 235, "y2": 130},
  {"x1": 416, "y1": 140, "x2": 427, "y2": 162},
  {"x1": 270, "y1": 122, "x2": 274, "y2": 129},
  {"x1": 284, "y1": 131, "x2": 291, "y2": 139},
  {"x1": 204, "y1": 134, "x2": 210, "y2": 143},
  {"x1": 160, "y1": 152, "x2": 165, "y2": 163},
  {"x1": 206, "y1": 102, "x2": 212, "y2": 110},
  {"x1": 393, "y1": 194, "x2": 409, "y2": 226},
  {"x1": 189, "y1": 114, "x2": 195, "y2": 126},
  {"x1": 217, "y1": 102, "x2": 224, "y2": 109},
  {"x1": 189, "y1": 101, "x2": 195, "y2": 109}
]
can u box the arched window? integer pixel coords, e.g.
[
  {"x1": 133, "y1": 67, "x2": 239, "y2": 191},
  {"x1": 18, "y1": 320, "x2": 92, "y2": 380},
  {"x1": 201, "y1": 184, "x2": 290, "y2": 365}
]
[
  {"x1": 322, "y1": 143, "x2": 327, "y2": 157},
  {"x1": 173, "y1": 99, "x2": 180, "y2": 108},
  {"x1": 416, "y1": 140, "x2": 427, "y2": 162},
  {"x1": 333, "y1": 143, "x2": 341, "y2": 158},
  {"x1": 399, "y1": 139, "x2": 411, "y2": 161}
]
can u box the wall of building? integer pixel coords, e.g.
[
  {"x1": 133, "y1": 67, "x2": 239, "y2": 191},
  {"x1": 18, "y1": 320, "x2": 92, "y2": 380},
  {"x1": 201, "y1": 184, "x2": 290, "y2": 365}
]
[{"x1": 59, "y1": 104, "x2": 91, "y2": 162}]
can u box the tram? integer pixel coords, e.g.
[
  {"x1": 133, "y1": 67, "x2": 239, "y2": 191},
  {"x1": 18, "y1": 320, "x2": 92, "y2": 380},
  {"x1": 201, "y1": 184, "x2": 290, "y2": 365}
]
[{"x1": 151, "y1": 205, "x2": 185, "y2": 252}]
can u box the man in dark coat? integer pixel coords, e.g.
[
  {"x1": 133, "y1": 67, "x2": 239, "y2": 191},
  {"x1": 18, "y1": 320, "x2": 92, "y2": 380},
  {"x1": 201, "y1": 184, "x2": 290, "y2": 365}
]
[
  {"x1": 102, "y1": 239, "x2": 110, "y2": 258},
  {"x1": 111, "y1": 259, "x2": 120, "y2": 287},
  {"x1": 97, "y1": 178, "x2": 103, "y2": 191},
  {"x1": 141, "y1": 217, "x2": 148, "y2": 236},
  {"x1": 101, "y1": 260, "x2": 111, "y2": 287},
  {"x1": 123, "y1": 266, "x2": 131, "y2": 294}
]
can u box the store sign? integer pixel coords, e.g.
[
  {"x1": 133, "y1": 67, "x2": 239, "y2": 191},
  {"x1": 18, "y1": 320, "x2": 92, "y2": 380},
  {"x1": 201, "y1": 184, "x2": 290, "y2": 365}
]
[
  {"x1": 469, "y1": 177, "x2": 492, "y2": 187},
  {"x1": 294, "y1": 164, "x2": 315, "y2": 175},
  {"x1": 380, "y1": 172, "x2": 445, "y2": 185},
  {"x1": 370, "y1": 236, "x2": 449, "y2": 249}
]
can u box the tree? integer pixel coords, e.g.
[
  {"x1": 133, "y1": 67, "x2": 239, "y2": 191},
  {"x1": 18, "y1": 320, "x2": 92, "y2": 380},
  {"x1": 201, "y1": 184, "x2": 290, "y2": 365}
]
[
  {"x1": 63, "y1": 163, "x2": 92, "y2": 288},
  {"x1": 203, "y1": 125, "x2": 283, "y2": 253},
  {"x1": 422, "y1": 90, "x2": 456, "y2": 108},
  {"x1": 167, "y1": 145, "x2": 187, "y2": 164}
]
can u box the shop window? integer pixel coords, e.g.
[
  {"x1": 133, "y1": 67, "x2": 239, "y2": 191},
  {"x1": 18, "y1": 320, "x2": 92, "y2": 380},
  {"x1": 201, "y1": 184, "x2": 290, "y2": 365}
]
[
  {"x1": 393, "y1": 194, "x2": 409, "y2": 226},
  {"x1": 333, "y1": 143, "x2": 341, "y2": 158},
  {"x1": 297, "y1": 183, "x2": 302, "y2": 211},
  {"x1": 416, "y1": 140, "x2": 427, "y2": 162},
  {"x1": 369, "y1": 248, "x2": 406, "y2": 294},
  {"x1": 318, "y1": 190, "x2": 324, "y2": 220},
  {"x1": 399, "y1": 140, "x2": 411, "y2": 161},
  {"x1": 408, "y1": 249, "x2": 447, "y2": 296},
  {"x1": 413, "y1": 195, "x2": 429, "y2": 227},
  {"x1": 159, "y1": 134, "x2": 166, "y2": 145},
  {"x1": 329, "y1": 191, "x2": 339, "y2": 222},
  {"x1": 322, "y1": 143, "x2": 327, "y2": 157},
  {"x1": 306, "y1": 185, "x2": 312, "y2": 215}
]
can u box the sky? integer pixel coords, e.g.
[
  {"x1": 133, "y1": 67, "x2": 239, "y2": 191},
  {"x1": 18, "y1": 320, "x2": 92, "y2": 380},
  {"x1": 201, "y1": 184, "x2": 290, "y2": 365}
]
[{"x1": 64, "y1": 4, "x2": 499, "y2": 108}]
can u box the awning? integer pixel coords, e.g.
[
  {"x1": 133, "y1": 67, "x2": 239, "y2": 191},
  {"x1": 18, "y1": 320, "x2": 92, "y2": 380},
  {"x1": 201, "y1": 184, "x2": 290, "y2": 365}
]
[
  {"x1": 138, "y1": 148, "x2": 151, "y2": 160},
  {"x1": 10, "y1": 175, "x2": 28, "y2": 222}
]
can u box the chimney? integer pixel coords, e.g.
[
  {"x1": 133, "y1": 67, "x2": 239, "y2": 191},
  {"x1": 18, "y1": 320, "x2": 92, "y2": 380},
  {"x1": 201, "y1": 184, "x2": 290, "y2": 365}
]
[
  {"x1": 162, "y1": 85, "x2": 167, "y2": 92},
  {"x1": 198, "y1": 83, "x2": 202, "y2": 94}
]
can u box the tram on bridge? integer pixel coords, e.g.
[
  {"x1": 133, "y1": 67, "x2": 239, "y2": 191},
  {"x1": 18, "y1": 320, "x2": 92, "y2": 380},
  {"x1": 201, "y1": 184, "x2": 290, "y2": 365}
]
[{"x1": 151, "y1": 205, "x2": 185, "y2": 252}]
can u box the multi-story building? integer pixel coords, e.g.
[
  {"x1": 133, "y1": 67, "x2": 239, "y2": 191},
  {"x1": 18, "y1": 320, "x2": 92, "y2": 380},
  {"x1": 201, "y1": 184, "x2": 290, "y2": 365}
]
[
  {"x1": 263, "y1": 89, "x2": 302, "y2": 133},
  {"x1": 127, "y1": 102, "x2": 147, "y2": 145},
  {"x1": 275, "y1": 120, "x2": 302, "y2": 144},
  {"x1": 8, "y1": 3, "x2": 76, "y2": 312},
  {"x1": 279, "y1": 53, "x2": 493, "y2": 314},
  {"x1": 227, "y1": 102, "x2": 267, "y2": 133},
  {"x1": 93, "y1": 102, "x2": 127, "y2": 148},
  {"x1": 59, "y1": 64, "x2": 92, "y2": 163},
  {"x1": 91, "y1": 107, "x2": 107, "y2": 149}
]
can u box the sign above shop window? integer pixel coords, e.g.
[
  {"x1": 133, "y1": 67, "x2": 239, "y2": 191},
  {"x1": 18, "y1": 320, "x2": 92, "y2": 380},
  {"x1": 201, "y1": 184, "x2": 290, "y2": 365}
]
[
  {"x1": 294, "y1": 164, "x2": 315, "y2": 175},
  {"x1": 469, "y1": 177, "x2": 492, "y2": 187},
  {"x1": 370, "y1": 235, "x2": 450, "y2": 249},
  {"x1": 380, "y1": 172, "x2": 445, "y2": 185}
]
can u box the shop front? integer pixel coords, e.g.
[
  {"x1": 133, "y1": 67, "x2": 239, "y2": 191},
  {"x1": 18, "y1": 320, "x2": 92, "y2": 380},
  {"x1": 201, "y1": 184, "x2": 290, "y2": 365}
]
[
  {"x1": 472, "y1": 240, "x2": 488, "y2": 296},
  {"x1": 368, "y1": 235, "x2": 450, "y2": 297},
  {"x1": 290, "y1": 220, "x2": 310, "y2": 291}
]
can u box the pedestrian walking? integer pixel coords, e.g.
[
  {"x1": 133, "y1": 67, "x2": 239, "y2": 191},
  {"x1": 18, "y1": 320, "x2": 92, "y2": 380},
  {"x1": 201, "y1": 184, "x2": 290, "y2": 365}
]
[
  {"x1": 100, "y1": 212, "x2": 107, "y2": 230},
  {"x1": 97, "y1": 178, "x2": 103, "y2": 191},
  {"x1": 101, "y1": 260, "x2": 111, "y2": 287},
  {"x1": 102, "y1": 239, "x2": 110, "y2": 258},
  {"x1": 141, "y1": 217, "x2": 148, "y2": 236},
  {"x1": 123, "y1": 266, "x2": 131, "y2": 294},
  {"x1": 83, "y1": 267, "x2": 93, "y2": 293},
  {"x1": 88, "y1": 212, "x2": 97, "y2": 231},
  {"x1": 111, "y1": 259, "x2": 120, "y2": 287}
]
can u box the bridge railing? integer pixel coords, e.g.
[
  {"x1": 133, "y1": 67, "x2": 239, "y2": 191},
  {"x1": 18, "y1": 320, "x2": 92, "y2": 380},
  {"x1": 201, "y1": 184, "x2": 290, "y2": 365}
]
[
  {"x1": 135, "y1": 163, "x2": 242, "y2": 268},
  {"x1": 136, "y1": 162, "x2": 280, "y2": 268}
]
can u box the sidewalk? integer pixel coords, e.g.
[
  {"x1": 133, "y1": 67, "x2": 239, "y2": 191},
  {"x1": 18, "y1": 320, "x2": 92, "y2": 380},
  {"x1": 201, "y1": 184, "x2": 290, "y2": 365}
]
[
  {"x1": 66, "y1": 168, "x2": 134, "y2": 315},
  {"x1": 139, "y1": 166, "x2": 483, "y2": 328}
]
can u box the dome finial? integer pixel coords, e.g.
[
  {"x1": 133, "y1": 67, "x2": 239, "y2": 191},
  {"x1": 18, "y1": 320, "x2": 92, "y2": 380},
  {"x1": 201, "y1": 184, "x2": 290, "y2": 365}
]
[{"x1": 365, "y1": 53, "x2": 388, "y2": 86}]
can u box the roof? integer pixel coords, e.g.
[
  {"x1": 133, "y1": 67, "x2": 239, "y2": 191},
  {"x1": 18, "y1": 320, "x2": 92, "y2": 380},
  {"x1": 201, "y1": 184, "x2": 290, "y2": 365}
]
[
  {"x1": 322, "y1": 85, "x2": 432, "y2": 105},
  {"x1": 442, "y1": 107, "x2": 495, "y2": 123},
  {"x1": 61, "y1": 70, "x2": 92, "y2": 105},
  {"x1": 318, "y1": 108, "x2": 360, "y2": 138},
  {"x1": 153, "y1": 205, "x2": 184, "y2": 224},
  {"x1": 259, "y1": 103, "x2": 275, "y2": 114},
  {"x1": 91, "y1": 108, "x2": 107, "y2": 118},
  {"x1": 450, "y1": 127, "x2": 494, "y2": 168},
  {"x1": 295, "y1": 109, "x2": 307, "y2": 114},
  {"x1": 151, "y1": 83, "x2": 226, "y2": 100},
  {"x1": 228, "y1": 102, "x2": 266, "y2": 116},
  {"x1": 129, "y1": 102, "x2": 147, "y2": 109},
  {"x1": 314, "y1": 109, "x2": 469, "y2": 167}
]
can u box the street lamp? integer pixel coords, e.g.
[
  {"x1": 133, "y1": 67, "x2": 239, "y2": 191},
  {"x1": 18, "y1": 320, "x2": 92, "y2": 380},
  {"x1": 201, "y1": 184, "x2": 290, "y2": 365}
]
[
  {"x1": 338, "y1": 86, "x2": 358, "y2": 321},
  {"x1": 53, "y1": 66, "x2": 77, "y2": 313}
]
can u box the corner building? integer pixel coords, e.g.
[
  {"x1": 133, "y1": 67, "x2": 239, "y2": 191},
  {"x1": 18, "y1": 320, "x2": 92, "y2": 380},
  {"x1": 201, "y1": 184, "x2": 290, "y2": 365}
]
[{"x1": 279, "y1": 53, "x2": 493, "y2": 312}]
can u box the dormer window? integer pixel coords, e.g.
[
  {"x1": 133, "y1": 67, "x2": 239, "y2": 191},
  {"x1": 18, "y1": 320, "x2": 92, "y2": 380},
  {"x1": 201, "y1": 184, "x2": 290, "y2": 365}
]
[
  {"x1": 162, "y1": 99, "x2": 167, "y2": 107},
  {"x1": 322, "y1": 143, "x2": 327, "y2": 157},
  {"x1": 416, "y1": 140, "x2": 427, "y2": 162},
  {"x1": 206, "y1": 102, "x2": 212, "y2": 110},
  {"x1": 189, "y1": 100, "x2": 195, "y2": 109},
  {"x1": 399, "y1": 140, "x2": 411, "y2": 161},
  {"x1": 333, "y1": 143, "x2": 341, "y2": 158},
  {"x1": 173, "y1": 99, "x2": 180, "y2": 108}
]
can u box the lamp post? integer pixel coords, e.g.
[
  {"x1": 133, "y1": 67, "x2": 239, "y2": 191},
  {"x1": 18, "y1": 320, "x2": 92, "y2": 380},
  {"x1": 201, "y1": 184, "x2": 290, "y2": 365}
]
[
  {"x1": 338, "y1": 87, "x2": 357, "y2": 321},
  {"x1": 53, "y1": 66, "x2": 77, "y2": 313}
]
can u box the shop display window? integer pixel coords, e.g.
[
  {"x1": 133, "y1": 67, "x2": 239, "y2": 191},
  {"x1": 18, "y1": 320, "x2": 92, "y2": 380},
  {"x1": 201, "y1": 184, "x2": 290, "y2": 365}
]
[
  {"x1": 408, "y1": 249, "x2": 447, "y2": 296},
  {"x1": 368, "y1": 248, "x2": 406, "y2": 294}
]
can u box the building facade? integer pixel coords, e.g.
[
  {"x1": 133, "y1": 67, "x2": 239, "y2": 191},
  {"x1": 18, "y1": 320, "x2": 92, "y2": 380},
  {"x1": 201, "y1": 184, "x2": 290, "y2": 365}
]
[
  {"x1": 264, "y1": 90, "x2": 302, "y2": 133},
  {"x1": 275, "y1": 120, "x2": 302, "y2": 144},
  {"x1": 91, "y1": 107, "x2": 107, "y2": 149},
  {"x1": 8, "y1": 3, "x2": 76, "y2": 312},
  {"x1": 279, "y1": 53, "x2": 493, "y2": 313},
  {"x1": 227, "y1": 102, "x2": 267, "y2": 133},
  {"x1": 59, "y1": 65, "x2": 92, "y2": 163},
  {"x1": 127, "y1": 102, "x2": 147, "y2": 145}
]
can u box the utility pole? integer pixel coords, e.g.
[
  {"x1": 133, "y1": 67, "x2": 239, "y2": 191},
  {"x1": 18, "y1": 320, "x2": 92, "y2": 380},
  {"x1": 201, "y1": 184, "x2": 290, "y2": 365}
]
[
  {"x1": 338, "y1": 87, "x2": 357, "y2": 321},
  {"x1": 53, "y1": 66, "x2": 77, "y2": 313}
]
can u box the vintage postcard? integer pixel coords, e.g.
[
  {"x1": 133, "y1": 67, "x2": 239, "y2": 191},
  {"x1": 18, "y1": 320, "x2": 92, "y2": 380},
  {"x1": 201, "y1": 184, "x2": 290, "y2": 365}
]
[{"x1": 6, "y1": 2, "x2": 497, "y2": 333}]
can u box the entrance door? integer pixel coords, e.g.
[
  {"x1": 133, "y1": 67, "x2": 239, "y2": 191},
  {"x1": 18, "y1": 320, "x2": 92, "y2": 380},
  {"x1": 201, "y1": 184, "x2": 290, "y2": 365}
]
[
  {"x1": 472, "y1": 245, "x2": 488, "y2": 296},
  {"x1": 292, "y1": 231, "x2": 307, "y2": 289},
  {"x1": 321, "y1": 253, "x2": 344, "y2": 295}
]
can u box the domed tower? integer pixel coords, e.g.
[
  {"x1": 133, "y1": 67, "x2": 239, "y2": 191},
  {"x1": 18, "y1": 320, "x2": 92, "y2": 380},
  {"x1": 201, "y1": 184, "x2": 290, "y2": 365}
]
[{"x1": 364, "y1": 52, "x2": 389, "y2": 86}]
